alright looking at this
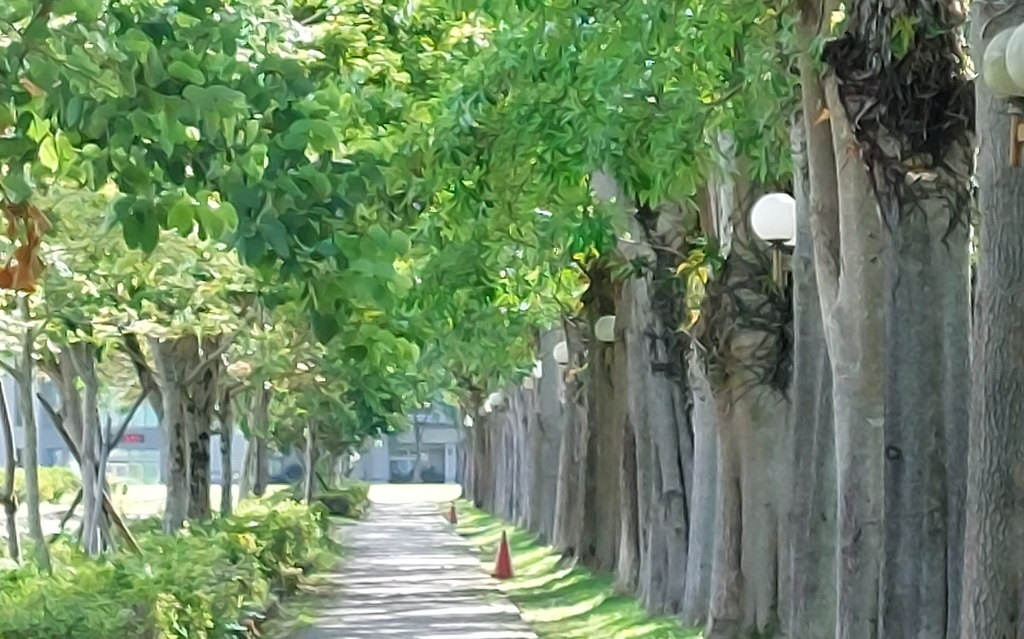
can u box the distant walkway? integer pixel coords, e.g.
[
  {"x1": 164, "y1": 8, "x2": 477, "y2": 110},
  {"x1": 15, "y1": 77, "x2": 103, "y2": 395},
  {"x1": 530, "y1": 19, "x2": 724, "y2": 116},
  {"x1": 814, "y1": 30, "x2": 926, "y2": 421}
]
[{"x1": 295, "y1": 485, "x2": 537, "y2": 639}]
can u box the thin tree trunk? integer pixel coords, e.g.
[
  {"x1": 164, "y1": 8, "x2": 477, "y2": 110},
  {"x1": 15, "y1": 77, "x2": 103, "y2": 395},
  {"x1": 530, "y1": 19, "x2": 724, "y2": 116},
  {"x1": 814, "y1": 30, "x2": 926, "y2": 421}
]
[
  {"x1": 72, "y1": 346, "x2": 102, "y2": 556},
  {"x1": 536, "y1": 330, "x2": 565, "y2": 543},
  {"x1": 787, "y1": 110, "x2": 838, "y2": 639},
  {"x1": 303, "y1": 422, "x2": 316, "y2": 503},
  {"x1": 18, "y1": 296, "x2": 49, "y2": 570},
  {"x1": 0, "y1": 379, "x2": 19, "y2": 561},
  {"x1": 552, "y1": 317, "x2": 587, "y2": 556},
  {"x1": 681, "y1": 354, "x2": 719, "y2": 626},
  {"x1": 88, "y1": 420, "x2": 110, "y2": 554},
  {"x1": 412, "y1": 421, "x2": 423, "y2": 483},
  {"x1": 152, "y1": 336, "x2": 197, "y2": 532},
  {"x1": 219, "y1": 388, "x2": 234, "y2": 517},
  {"x1": 186, "y1": 336, "x2": 222, "y2": 520},
  {"x1": 959, "y1": 5, "x2": 1024, "y2": 635}
]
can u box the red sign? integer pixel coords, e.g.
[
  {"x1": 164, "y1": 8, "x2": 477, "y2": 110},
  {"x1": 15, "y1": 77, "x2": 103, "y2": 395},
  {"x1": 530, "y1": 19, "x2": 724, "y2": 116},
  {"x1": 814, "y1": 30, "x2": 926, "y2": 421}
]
[{"x1": 122, "y1": 434, "x2": 144, "y2": 444}]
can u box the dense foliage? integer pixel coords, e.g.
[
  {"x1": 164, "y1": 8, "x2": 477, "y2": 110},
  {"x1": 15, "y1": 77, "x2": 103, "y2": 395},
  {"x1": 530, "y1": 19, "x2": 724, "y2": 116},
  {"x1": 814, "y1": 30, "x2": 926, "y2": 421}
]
[{"x1": 0, "y1": 498, "x2": 333, "y2": 639}]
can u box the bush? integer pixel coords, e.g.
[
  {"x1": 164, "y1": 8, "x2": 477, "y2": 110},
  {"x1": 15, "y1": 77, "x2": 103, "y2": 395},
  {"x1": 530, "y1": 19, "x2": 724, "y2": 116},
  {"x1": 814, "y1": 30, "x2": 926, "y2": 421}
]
[
  {"x1": 0, "y1": 498, "x2": 335, "y2": 639},
  {"x1": 0, "y1": 467, "x2": 80, "y2": 504},
  {"x1": 297, "y1": 480, "x2": 371, "y2": 518}
]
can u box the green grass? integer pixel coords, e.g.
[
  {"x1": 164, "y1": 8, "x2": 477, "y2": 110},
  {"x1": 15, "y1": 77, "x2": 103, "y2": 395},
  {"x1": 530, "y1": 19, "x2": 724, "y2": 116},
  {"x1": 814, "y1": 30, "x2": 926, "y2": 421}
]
[{"x1": 454, "y1": 501, "x2": 702, "y2": 639}]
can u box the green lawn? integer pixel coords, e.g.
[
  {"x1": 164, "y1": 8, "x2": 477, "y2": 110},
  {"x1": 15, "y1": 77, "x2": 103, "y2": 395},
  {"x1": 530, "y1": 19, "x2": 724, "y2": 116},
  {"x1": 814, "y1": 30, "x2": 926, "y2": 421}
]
[{"x1": 454, "y1": 502, "x2": 702, "y2": 639}]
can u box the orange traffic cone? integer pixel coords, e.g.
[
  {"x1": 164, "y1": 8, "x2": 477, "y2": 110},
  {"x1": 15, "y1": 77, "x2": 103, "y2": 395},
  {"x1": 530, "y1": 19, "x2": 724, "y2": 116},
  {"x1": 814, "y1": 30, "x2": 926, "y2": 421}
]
[
  {"x1": 493, "y1": 531, "x2": 514, "y2": 580},
  {"x1": 448, "y1": 503, "x2": 458, "y2": 525}
]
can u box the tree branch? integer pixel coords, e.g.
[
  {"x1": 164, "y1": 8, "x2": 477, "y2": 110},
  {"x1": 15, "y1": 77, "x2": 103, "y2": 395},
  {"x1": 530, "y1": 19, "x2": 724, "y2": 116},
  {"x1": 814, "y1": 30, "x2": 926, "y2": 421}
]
[
  {"x1": 184, "y1": 335, "x2": 233, "y2": 387},
  {"x1": 36, "y1": 393, "x2": 62, "y2": 430},
  {"x1": 109, "y1": 389, "x2": 149, "y2": 450},
  {"x1": 0, "y1": 359, "x2": 19, "y2": 381},
  {"x1": 40, "y1": 392, "x2": 140, "y2": 555},
  {"x1": 119, "y1": 332, "x2": 163, "y2": 417}
]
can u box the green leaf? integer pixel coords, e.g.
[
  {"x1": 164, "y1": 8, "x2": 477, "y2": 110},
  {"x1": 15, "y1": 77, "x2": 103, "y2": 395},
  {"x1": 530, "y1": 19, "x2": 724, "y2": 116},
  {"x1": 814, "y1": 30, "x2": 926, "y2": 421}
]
[
  {"x1": 167, "y1": 60, "x2": 206, "y2": 85},
  {"x1": 1, "y1": 171, "x2": 33, "y2": 203},
  {"x1": 167, "y1": 200, "x2": 195, "y2": 234},
  {"x1": 197, "y1": 201, "x2": 238, "y2": 240},
  {"x1": 390, "y1": 229, "x2": 411, "y2": 255},
  {"x1": 259, "y1": 216, "x2": 292, "y2": 259},
  {"x1": 38, "y1": 136, "x2": 59, "y2": 171},
  {"x1": 310, "y1": 309, "x2": 340, "y2": 343}
]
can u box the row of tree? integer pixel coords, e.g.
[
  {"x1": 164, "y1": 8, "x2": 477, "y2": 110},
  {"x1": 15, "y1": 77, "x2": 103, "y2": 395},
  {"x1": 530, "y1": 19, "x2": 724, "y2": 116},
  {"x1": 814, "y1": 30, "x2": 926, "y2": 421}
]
[{"x1": 0, "y1": 0, "x2": 1020, "y2": 637}]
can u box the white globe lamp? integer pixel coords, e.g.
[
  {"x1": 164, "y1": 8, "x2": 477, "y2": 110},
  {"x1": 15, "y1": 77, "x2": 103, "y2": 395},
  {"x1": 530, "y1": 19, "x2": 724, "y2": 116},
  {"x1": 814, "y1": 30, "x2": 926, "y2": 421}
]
[
  {"x1": 553, "y1": 341, "x2": 569, "y2": 365},
  {"x1": 594, "y1": 315, "x2": 616, "y2": 343},
  {"x1": 985, "y1": 28, "x2": 1022, "y2": 97},
  {"x1": 750, "y1": 192, "x2": 796, "y2": 284}
]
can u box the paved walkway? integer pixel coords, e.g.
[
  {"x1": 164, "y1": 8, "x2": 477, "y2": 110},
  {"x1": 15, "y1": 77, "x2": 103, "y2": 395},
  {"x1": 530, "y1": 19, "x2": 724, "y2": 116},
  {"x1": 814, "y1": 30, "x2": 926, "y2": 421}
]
[{"x1": 296, "y1": 492, "x2": 538, "y2": 639}]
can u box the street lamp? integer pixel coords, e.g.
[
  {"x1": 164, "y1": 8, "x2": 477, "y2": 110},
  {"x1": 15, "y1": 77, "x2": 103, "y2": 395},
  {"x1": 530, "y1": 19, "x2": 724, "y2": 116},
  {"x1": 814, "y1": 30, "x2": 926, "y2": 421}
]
[
  {"x1": 750, "y1": 192, "x2": 796, "y2": 285},
  {"x1": 553, "y1": 341, "x2": 569, "y2": 365},
  {"x1": 982, "y1": 25, "x2": 1024, "y2": 97}
]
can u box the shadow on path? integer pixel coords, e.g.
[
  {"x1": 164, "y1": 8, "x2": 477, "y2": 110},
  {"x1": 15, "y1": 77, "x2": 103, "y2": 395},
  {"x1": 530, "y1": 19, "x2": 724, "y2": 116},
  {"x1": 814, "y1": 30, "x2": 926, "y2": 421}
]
[{"x1": 295, "y1": 497, "x2": 537, "y2": 639}]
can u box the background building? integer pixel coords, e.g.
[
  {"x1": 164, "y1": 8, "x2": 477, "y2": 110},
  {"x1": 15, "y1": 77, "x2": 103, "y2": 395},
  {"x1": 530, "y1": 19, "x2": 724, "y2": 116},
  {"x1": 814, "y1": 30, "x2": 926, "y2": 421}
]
[
  {"x1": 0, "y1": 374, "x2": 246, "y2": 484},
  {"x1": 352, "y1": 402, "x2": 463, "y2": 483}
]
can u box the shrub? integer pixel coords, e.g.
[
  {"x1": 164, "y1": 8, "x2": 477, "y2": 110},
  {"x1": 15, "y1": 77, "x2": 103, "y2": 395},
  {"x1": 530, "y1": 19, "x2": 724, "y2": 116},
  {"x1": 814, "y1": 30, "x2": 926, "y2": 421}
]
[
  {"x1": 0, "y1": 497, "x2": 334, "y2": 639},
  {"x1": 295, "y1": 479, "x2": 371, "y2": 518},
  {"x1": 0, "y1": 467, "x2": 80, "y2": 504}
]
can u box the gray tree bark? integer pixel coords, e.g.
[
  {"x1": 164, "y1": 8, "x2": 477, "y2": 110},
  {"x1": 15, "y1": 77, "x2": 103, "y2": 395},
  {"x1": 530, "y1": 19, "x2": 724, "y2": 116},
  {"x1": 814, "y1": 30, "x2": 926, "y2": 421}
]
[
  {"x1": 0, "y1": 379, "x2": 19, "y2": 561},
  {"x1": 822, "y1": 2, "x2": 972, "y2": 634},
  {"x1": 787, "y1": 108, "x2": 838, "y2": 639},
  {"x1": 186, "y1": 336, "x2": 222, "y2": 520},
  {"x1": 218, "y1": 386, "x2": 234, "y2": 517},
  {"x1": 681, "y1": 354, "x2": 719, "y2": 626},
  {"x1": 959, "y1": 5, "x2": 1024, "y2": 635},
  {"x1": 18, "y1": 296, "x2": 49, "y2": 570},
  {"x1": 152, "y1": 335, "x2": 197, "y2": 533},
  {"x1": 552, "y1": 318, "x2": 588, "y2": 556},
  {"x1": 580, "y1": 265, "x2": 622, "y2": 573},
  {"x1": 535, "y1": 330, "x2": 565, "y2": 543}
]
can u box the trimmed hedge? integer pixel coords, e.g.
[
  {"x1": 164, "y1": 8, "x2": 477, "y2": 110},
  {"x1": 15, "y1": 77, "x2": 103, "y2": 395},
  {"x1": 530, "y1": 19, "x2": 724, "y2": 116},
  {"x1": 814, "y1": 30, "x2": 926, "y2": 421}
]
[{"x1": 0, "y1": 498, "x2": 335, "y2": 639}]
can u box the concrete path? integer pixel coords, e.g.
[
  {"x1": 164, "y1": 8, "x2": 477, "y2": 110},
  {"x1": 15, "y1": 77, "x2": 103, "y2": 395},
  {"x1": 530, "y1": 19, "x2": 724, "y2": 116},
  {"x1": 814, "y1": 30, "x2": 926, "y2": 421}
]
[{"x1": 295, "y1": 486, "x2": 538, "y2": 639}]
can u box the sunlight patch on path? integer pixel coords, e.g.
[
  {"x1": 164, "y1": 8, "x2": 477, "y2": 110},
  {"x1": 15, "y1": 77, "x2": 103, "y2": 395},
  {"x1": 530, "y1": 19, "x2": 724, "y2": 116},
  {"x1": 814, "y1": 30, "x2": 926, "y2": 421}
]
[{"x1": 294, "y1": 489, "x2": 535, "y2": 639}]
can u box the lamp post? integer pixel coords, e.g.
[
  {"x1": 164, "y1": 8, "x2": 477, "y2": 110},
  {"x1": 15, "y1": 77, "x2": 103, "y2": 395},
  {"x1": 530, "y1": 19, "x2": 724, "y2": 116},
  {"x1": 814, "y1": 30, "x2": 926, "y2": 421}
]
[{"x1": 749, "y1": 192, "x2": 796, "y2": 285}]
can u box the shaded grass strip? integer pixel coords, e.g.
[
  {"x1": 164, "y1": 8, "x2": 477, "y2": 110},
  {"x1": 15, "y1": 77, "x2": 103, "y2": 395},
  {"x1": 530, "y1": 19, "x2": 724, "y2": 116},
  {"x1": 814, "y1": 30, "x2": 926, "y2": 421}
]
[{"x1": 453, "y1": 501, "x2": 702, "y2": 639}]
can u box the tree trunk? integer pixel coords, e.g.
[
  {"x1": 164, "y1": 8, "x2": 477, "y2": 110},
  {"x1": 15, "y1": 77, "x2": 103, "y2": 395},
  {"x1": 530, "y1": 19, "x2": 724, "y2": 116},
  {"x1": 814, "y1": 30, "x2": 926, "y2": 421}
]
[
  {"x1": 787, "y1": 110, "x2": 838, "y2": 639},
  {"x1": 552, "y1": 317, "x2": 588, "y2": 556},
  {"x1": 879, "y1": 157, "x2": 970, "y2": 639},
  {"x1": 186, "y1": 336, "x2": 222, "y2": 520},
  {"x1": 821, "y1": 2, "x2": 972, "y2": 635},
  {"x1": 681, "y1": 354, "x2": 719, "y2": 626},
  {"x1": 152, "y1": 336, "x2": 197, "y2": 532},
  {"x1": 18, "y1": 296, "x2": 49, "y2": 570},
  {"x1": 89, "y1": 421, "x2": 110, "y2": 554},
  {"x1": 959, "y1": 5, "x2": 1024, "y2": 635},
  {"x1": 242, "y1": 387, "x2": 271, "y2": 498},
  {"x1": 580, "y1": 266, "x2": 622, "y2": 573},
  {"x1": 536, "y1": 329, "x2": 566, "y2": 543},
  {"x1": 74, "y1": 347, "x2": 103, "y2": 556},
  {"x1": 304, "y1": 423, "x2": 316, "y2": 504},
  {"x1": 0, "y1": 379, "x2": 19, "y2": 561},
  {"x1": 620, "y1": 269, "x2": 691, "y2": 614},
  {"x1": 219, "y1": 387, "x2": 234, "y2": 517},
  {"x1": 615, "y1": 320, "x2": 640, "y2": 593},
  {"x1": 412, "y1": 421, "x2": 423, "y2": 483}
]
